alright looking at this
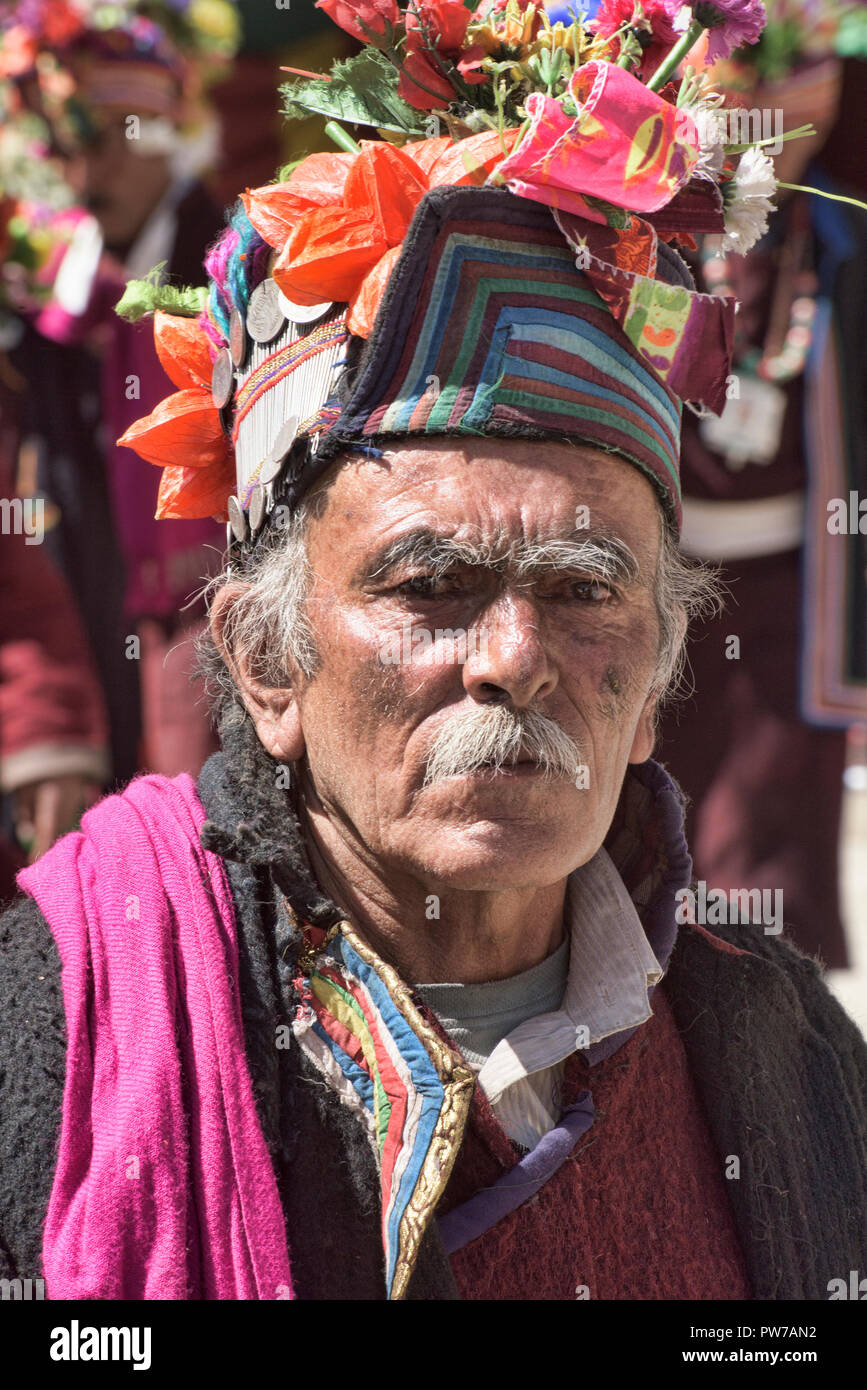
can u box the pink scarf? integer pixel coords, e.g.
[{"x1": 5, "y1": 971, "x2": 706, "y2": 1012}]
[{"x1": 17, "y1": 773, "x2": 294, "y2": 1300}]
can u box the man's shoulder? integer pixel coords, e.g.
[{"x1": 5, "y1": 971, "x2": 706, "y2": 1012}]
[{"x1": 667, "y1": 916, "x2": 867, "y2": 1106}]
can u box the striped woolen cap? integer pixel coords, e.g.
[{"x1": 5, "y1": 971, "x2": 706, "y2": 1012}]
[{"x1": 300, "y1": 185, "x2": 693, "y2": 534}]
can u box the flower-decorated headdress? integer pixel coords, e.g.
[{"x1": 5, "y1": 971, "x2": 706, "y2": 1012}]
[{"x1": 119, "y1": 0, "x2": 808, "y2": 544}]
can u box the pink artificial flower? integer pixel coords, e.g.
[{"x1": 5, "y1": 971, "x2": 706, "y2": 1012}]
[
  {"x1": 691, "y1": 0, "x2": 766, "y2": 61},
  {"x1": 314, "y1": 0, "x2": 400, "y2": 41},
  {"x1": 496, "y1": 61, "x2": 699, "y2": 221}
]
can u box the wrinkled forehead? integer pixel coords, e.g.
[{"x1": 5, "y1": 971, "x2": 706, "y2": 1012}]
[{"x1": 305, "y1": 437, "x2": 664, "y2": 578}]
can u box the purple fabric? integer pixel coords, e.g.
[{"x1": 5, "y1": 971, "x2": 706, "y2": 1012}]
[
  {"x1": 438, "y1": 1093, "x2": 596, "y2": 1255},
  {"x1": 105, "y1": 313, "x2": 223, "y2": 621},
  {"x1": 16, "y1": 773, "x2": 294, "y2": 1301}
]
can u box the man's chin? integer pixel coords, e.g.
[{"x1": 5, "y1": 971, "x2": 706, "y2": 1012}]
[{"x1": 405, "y1": 813, "x2": 594, "y2": 893}]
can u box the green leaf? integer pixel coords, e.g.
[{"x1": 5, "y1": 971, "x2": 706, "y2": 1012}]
[
  {"x1": 115, "y1": 265, "x2": 208, "y2": 323},
  {"x1": 280, "y1": 48, "x2": 429, "y2": 136}
]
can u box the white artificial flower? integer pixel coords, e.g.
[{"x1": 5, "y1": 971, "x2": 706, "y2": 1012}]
[
  {"x1": 691, "y1": 102, "x2": 727, "y2": 180},
  {"x1": 721, "y1": 146, "x2": 778, "y2": 255}
]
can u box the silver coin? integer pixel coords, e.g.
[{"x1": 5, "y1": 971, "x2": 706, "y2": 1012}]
[
  {"x1": 227, "y1": 494, "x2": 247, "y2": 544},
  {"x1": 258, "y1": 454, "x2": 284, "y2": 487},
  {"x1": 229, "y1": 308, "x2": 248, "y2": 369},
  {"x1": 262, "y1": 414, "x2": 300, "y2": 480},
  {"x1": 246, "y1": 279, "x2": 285, "y2": 344},
  {"x1": 277, "y1": 288, "x2": 333, "y2": 324},
  {"x1": 248, "y1": 484, "x2": 267, "y2": 533},
  {"x1": 211, "y1": 349, "x2": 234, "y2": 410}
]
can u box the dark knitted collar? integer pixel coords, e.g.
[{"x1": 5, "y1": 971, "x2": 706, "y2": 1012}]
[{"x1": 197, "y1": 718, "x2": 345, "y2": 938}]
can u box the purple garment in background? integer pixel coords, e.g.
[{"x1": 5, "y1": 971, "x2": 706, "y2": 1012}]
[{"x1": 104, "y1": 310, "x2": 224, "y2": 621}]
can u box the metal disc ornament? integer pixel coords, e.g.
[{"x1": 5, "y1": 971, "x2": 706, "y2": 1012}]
[
  {"x1": 248, "y1": 483, "x2": 266, "y2": 533},
  {"x1": 261, "y1": 414, "x2": 300, "y2": 483},
  {"x1": 211, "y1": 349, "x2": 234, "y2": 410},
  {"x1": 227, "y1": 494, "x2": 247, "y2": 544},
  {"x1": 229, "y1": 308, "x2": 248, "y2": 369},
  {"x1": 246, "y1": 279, "x2": 284, "y2": 344},
  {"x1": 277, "y1": 288, "x2": 333, "y2": 325}
]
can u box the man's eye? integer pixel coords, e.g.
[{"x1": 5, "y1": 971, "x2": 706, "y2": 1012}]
[
  {"x1": 394, "y1": 574, "x2": 458, "y2": 599},
  {"x1": 569, "y1": 578, "x2": 615, "y2": 602}
]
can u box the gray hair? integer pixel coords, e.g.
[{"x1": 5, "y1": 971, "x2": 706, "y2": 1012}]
[{"x1": 198, "y1": 482, "x2": 722, "y2": 734}]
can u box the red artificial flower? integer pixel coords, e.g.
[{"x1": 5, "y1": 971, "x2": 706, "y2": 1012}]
[
  {"x1": 593, "y1": 0, "x2": 683, "y2": 78},
  {"x1": 0, "y1": 26, "x2": 38, "y2": 77},
  {"x1": 40, "y1": 1, "x2": 86, "y2": 46},
  {"x1": 314, "y1": 0, "x2": 400, "y2": 40},
  {"x1": 398, "y1": 49, "x2": 459, "y2": 108},
  {"x1": 405, "y1": 0, "x2": 472, "y2": 53},
  {"x1": 399, "y1": 0, "x2": 487, "y2": 109}
]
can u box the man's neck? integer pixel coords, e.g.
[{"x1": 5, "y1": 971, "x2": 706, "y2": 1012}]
[{"x1": 297, "y1": 797, "x2": 568, "y2": 986}]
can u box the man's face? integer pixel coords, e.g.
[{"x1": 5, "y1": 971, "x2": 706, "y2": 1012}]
[
  {"x1": 256, "y1": 438, "x2": 663, "y2": 894},
  {"x1": 64, "y1": 110, "x2": 172, "y2": 250}
]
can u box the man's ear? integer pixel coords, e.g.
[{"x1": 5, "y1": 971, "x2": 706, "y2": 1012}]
[
  {"x1": 209, "y1": 582, "x2": 306, "y2": 763},
  {"x1": 627, "y1": 691, "x2": 657, "y2": 765}
]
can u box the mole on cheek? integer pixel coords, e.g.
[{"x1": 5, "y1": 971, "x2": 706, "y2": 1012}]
[{"x1": 605, "y1": 667, "x2": 623, "y2": 696}]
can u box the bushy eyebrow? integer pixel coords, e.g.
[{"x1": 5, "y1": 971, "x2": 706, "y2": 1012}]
[{"x1": 362, "y1": 526, "x2": 641, "y2": 587}]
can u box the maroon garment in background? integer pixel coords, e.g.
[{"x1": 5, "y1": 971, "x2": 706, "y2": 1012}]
[
  {"x1": 660, "y1": 225, "x2": 849, "y2": 969},
  {"x1": 0, "y1": 529, "x2": 107, "y2": 766},
  {"x1": 658, "y1": 548, "x2": 847, "y2": 968},
  {"x1": 0, "y1": 528, "x2": 108, "y2": 904}
]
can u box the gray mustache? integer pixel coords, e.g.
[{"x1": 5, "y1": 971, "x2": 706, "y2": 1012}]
[{"x1": 422, "y1": 705, "x2": 584, "y2": 789}]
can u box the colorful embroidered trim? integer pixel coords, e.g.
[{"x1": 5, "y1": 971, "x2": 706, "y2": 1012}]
[
  {"x1": 292, "y1": 923, "x2": 474, "y2": 1300},
  {"x1": 231, "y1": 316, "x2": 350, "y2": 445}
]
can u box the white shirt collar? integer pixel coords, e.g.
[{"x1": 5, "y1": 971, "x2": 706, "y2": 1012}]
[{"x1": 477, "y1": 846, "x2": 662, "y2": 1105}]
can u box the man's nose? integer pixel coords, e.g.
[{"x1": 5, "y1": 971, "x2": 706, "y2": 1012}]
[{"x1": 462, "y1": 593, "x2": 558, "y2": 708}]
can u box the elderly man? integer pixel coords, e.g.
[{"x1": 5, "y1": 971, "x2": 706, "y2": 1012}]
[{"x1": 1, "y1": 2, "x2": 866, "y2": 1301}]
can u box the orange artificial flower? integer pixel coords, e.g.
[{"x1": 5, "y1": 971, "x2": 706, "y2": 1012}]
[
  {"x1": 155, "y1": 457, "x2": 237, "y2": 522},
  {"x1": 242, "y1": 152, "x2": 354, "y2": 248},
  {"x1": 347, "y1": 243, "x2": 403, "y2": 337},
  {"x1": 273, "y1": 141, "x2": 428, "y2": 315},
  {"x1": 118, "y1": 311, "x2": 235, "y2": 520},
  {"x1": 426, "y1": 127, "x2": 523, "y2": 187},
  {"x1": 153, "y1": 310, "x2": 214, "y2": 390},
  {"x1": 257, "y1": 133, "x2": 527, "y2": 335}
]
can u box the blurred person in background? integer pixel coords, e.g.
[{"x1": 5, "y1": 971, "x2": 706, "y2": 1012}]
[
  {"x1": 0, "y1": 526, "x2": 109, "y2": 905},
  {"x1": 657, "y1": 0, "x2": 867, "y2": 968},
  {"x1": 0, "y1": 0, "x2": 239, "y2": 781}
]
